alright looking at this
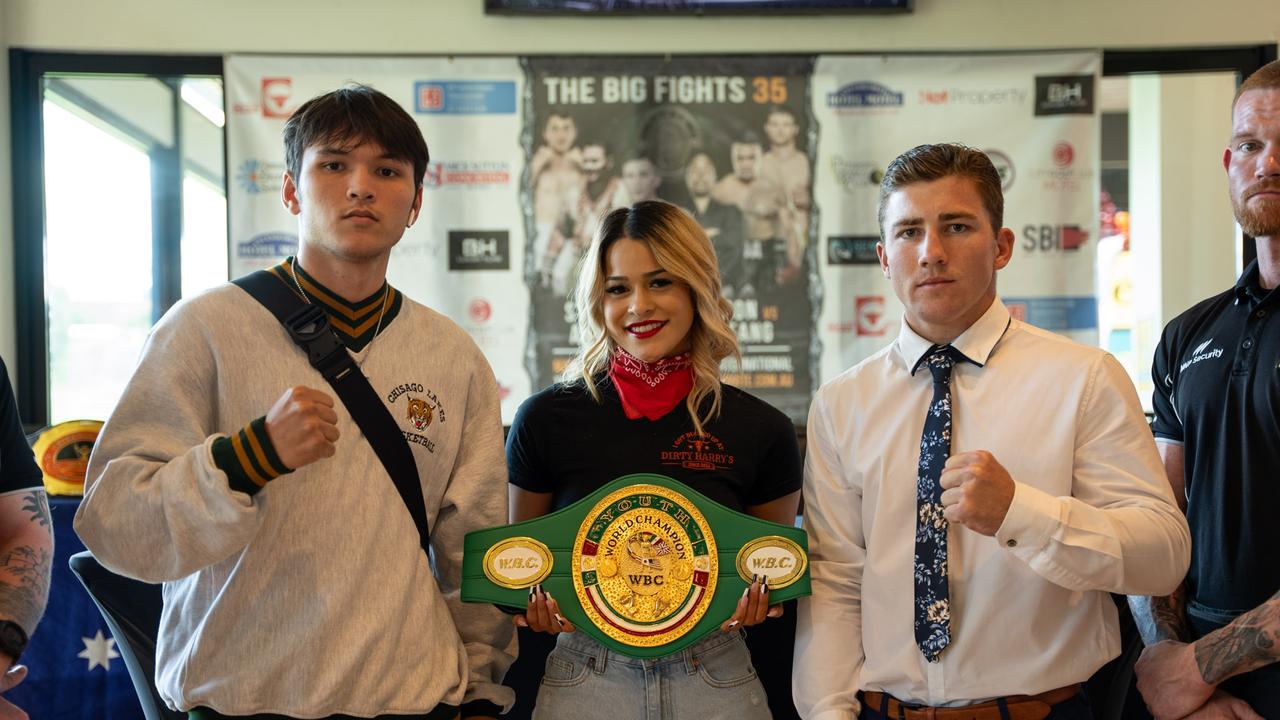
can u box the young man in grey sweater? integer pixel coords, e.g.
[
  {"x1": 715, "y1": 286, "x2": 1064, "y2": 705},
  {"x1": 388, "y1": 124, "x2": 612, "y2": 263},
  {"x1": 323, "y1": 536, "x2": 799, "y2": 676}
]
[{"x1": 75, "y1": 85, "x2": 513, "y2": 719}]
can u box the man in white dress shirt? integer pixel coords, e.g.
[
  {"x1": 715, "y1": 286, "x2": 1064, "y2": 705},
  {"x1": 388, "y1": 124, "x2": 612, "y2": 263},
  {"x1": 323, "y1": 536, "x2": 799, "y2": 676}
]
[{"x1": 793, "y1": 143, "x2": 1190, "y2": 720}]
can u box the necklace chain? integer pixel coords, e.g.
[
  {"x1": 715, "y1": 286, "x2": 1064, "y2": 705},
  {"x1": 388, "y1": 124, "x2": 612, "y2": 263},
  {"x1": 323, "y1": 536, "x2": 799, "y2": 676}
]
[{"x1": 290, "y1": 257, "x2": 388, "y2": 346}]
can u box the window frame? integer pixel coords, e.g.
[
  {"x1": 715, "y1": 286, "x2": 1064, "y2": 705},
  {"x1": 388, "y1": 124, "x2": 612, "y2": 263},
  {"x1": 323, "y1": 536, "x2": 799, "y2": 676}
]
[{"x1": 9, "y1": 50, "x2": 224, "y2": 428}]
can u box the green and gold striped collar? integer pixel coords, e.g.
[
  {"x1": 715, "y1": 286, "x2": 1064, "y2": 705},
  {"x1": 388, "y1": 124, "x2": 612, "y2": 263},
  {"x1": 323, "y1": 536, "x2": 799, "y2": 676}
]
[{"x1": 265, "y1": 258, "x2": 403, "y2": 352}]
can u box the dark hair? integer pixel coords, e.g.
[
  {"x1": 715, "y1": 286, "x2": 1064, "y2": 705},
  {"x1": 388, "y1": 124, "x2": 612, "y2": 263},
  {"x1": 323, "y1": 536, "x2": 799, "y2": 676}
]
[
  {"x1": 877, "y1": 143, "x2": 1004, "y2": 237},
  {"x1": 1235, "y1": 60, "x2": 1280, "y2": 108},
  {"x1": 545, "y1": 107, "x2": 576, "y2": 123},
  {"x1": 734, "y1": 131, "x2": 763, "y2": 147},
  {"x1": 578, "y1": 136, "x2": 612, "y2": 158},
  {"x1": 765, "y1": 105, "x2": 797, "y2": 122},
  {"x1": 283, "y1": 85, "x2": 429, "y2": 188}
]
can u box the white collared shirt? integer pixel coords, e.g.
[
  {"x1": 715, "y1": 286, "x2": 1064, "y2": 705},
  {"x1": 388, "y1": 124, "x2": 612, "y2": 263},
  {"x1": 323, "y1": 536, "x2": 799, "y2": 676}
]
[{"x1": 793, "y1": 298, "x2": 1190, "y2": 720}]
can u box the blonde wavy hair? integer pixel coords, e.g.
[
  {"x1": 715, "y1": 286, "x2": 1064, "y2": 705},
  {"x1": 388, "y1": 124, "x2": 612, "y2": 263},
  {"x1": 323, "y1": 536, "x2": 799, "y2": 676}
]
[{"x1": 561, "y1": 200, "x2": 739, "y2": 436}]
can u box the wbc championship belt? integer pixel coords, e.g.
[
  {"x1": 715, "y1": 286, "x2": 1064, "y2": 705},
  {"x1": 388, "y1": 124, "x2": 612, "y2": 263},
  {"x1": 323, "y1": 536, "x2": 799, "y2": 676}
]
[{"x1": 462, "y1": 473, "x2": 809, "y2": 658}]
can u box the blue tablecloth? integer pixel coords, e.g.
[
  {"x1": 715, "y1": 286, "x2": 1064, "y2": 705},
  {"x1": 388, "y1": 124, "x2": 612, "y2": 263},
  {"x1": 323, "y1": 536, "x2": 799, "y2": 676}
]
[{"x1": 7, "y1": 497, "x2": 143, "y2": 718}]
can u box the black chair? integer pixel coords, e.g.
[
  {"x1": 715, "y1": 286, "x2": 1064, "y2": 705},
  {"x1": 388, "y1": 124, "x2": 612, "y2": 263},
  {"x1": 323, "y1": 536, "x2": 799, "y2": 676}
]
[{"x1": 68, "y1": 551, "x2": 185, "y2": 720}]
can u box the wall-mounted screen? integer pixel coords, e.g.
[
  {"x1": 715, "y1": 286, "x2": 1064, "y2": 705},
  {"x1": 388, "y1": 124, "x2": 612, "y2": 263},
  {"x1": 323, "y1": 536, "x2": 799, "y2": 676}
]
[{"x1": 485, "y1": 0, "x2": 911, "y2": 15}]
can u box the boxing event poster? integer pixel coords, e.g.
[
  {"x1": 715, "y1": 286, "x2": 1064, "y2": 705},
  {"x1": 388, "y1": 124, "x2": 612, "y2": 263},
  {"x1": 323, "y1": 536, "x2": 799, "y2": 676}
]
[
  {"x1": 225, "y1": 52, "x2": 1098, "y2": 425},
  {"x1": 522, "y1": 56, "x2": 818, "y2": 422}
]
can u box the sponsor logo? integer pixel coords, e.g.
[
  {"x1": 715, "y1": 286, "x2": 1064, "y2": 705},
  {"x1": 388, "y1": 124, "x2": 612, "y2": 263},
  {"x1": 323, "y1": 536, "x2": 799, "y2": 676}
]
[
  {"x1": 414, "y1": 80, "x2": 517, "y2": 114},
  {"x1": 448, "y1": 230, "x2": 510, "y2": 270},
  {"x1": 826, "y1": 81, "x2": 904, "y2": 111},
  {"x1": 1035, "y1": 74, "x2": 1095, "y2": 116},
  {"x1": 827, "y1": 235, "x2": 880, "y2": 265},
  {"x1": 916, "y1": 87, "x2": 1028, "y2": 106},
  {"x1": 1021, "y1": 224, "x2": 1090, "y2": 252},
  {"x1": 469, "y1": 298, "x2": 493, "y2": 324},
  {"x1": 1002, "y1": 296, "x2": 1099, "y2": 332},
  {"x1": 984, "y1": 149, "x2": 1016, "y2": 192},
  {"x1": 856, "y1": 296, "x2": 888, "y2": 337},
  {"x1": 661, "y1": 431, "x2": 734, "y2": 472},
  {"x1": 424, "y1": 160, "x2": 512, "y2": 189},
  {"x1": 261, "y1": 77, "x2": 294, "y2": 118},
  {"x1": 236, "y1": 232, "x2": 298, "y2": 258},
  {"x1": 1180, "y1": 338, "x2": 1224, "y2": 371},
  {"x1": 1034, "y1": 141, "x2": 1088, "y2": 191},
  {"x1": 831, "y1": 156, "x2": 884, "y2": 191},
  {"x1": 1053, "y1": 142, "x2": 1075, "y2": 167},
  {"x1": 235, "y1": 159, "x2": 285, "y2": 194}
]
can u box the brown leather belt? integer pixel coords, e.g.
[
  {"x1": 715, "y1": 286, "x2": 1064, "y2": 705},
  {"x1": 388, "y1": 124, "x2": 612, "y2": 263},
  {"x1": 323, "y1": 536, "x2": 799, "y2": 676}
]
[{"x1": 861, "y1": 685, "x2": 1081, "y2": 720}]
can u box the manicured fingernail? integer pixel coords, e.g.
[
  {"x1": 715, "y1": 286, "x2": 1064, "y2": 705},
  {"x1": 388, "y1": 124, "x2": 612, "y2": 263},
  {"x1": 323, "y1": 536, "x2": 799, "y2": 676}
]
[
  {"x1": 761, "y1": 578, "x2": 770, "y2": 594},
  {"x1": 555, "y1": 613, "x2": 566, "y2": 627},
  {"x1": 728, "y1": 620, "x2": 739, "y2": 628},
  {"x1": 529, "y1": 586, "x2": 536, "y2": 600},
  {"x1": 741, "y1": 587, "x2": 750, "y2": 598},
  {"x1": 545, "y1": 591, "x2": 554, "y2": 602}
]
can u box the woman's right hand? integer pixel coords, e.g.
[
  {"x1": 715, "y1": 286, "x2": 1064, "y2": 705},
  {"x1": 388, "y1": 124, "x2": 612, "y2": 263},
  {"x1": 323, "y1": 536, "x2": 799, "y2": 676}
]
[{"x1": 513, "y1": 585, "x2": 577, "y2": 635}]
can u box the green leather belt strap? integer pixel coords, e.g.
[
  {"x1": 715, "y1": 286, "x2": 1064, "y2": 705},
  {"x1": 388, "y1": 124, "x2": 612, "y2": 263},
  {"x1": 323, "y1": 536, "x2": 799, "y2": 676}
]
[{"x1": 463, "y1": 473, "x2": 809, "y2": 658}]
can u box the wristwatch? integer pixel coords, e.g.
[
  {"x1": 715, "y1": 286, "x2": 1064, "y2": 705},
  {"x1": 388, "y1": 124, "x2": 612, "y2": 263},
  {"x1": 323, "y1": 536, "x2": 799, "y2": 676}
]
[{"x1": 0, "y1": 621, "x2": 28, "y2": 662}]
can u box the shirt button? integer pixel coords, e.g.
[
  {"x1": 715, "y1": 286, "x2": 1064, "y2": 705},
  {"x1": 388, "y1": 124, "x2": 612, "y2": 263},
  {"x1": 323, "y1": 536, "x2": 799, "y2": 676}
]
[
  {"x1": 1257, "y1": 310, "x2": 1267, "y2": 319},
  {"x1": 1244, "y1": 339, "x2": 1254, "y2": 349},
  {"x1": 1006, "y1": 539, "x2": 1017, "y2": 547}
]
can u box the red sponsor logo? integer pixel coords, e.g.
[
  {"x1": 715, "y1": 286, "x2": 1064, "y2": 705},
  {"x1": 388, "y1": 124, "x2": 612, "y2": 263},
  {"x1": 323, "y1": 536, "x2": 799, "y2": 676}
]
[
  {"x1": 261, "y1": 77, "x2": 294, "y2": 118},
  {"x1": 469, "y1": 298, "x2": 492, "y2": 324},
  {"x1": 418, "y1": 84, "x2": 444, "y2": 111},
  {"x1": 855, "y1": 295, "x2": 888, "y2": 337},
  {"x1": 1052, "y1": 141, "x2": 1074, "y2": 167}
]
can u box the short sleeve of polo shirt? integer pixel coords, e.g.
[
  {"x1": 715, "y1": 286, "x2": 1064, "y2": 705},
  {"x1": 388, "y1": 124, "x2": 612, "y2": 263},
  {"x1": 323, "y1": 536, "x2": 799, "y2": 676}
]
[
  {"x1": 0, "y1": 358, "x2": 43, "y2": 494},
  {"x1": 1150, "y1": 322, "x2": 1184, "y2": 443}
]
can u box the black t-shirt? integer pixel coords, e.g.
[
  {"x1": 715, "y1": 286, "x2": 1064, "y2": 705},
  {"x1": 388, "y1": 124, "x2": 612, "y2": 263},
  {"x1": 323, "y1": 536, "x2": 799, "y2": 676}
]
[
  {"x1": 0, "y1": 358, "x2": 43, "y2": 494},
  {"x1": 507, "y1": 377, "x2": 802, "y2": 513},
  {"x1": 1151, "y1": 260, "x2": 1280, "y2": 614}
]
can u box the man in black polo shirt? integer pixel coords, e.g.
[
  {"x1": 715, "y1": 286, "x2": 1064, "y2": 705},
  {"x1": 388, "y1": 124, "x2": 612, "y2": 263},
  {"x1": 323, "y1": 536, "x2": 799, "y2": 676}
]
[{"x1": 1130, "y1": 60, "x2": 1280, "y2": 720}]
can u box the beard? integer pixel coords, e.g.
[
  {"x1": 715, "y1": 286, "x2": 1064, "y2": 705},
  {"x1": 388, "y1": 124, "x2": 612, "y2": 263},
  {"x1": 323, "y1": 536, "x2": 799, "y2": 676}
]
[{"x1": 1233, "y1": 183, "x2": 1280, "y2": 238}]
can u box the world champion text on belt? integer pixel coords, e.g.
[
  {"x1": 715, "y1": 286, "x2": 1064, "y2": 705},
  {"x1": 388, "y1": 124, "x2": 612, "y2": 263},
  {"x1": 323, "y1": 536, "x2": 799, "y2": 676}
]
[{"x1": 460, "y1": 473, "x2": 810, "y2": 658}]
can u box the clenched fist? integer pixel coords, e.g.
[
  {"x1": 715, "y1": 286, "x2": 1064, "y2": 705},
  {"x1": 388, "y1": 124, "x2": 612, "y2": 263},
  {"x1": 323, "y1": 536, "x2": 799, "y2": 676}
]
[
  {"x1": 264, "y1": 386, "x2": 340, "y2": 470},
  {"x1": 939, "y1": 450, "x2": 1015, "y2": 536}
]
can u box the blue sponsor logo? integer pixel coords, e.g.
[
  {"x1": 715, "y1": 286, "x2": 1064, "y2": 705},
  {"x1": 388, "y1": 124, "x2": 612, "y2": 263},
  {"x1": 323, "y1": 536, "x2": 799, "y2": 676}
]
[
  {"x1": 1003, "y1": 296, "x2": 1097, "y2": 332},
  {"x1": 237, "y1": 232, "x2": 298, "y2": 259},
  {"x1": 235, "y1": 159, "x2": 284, "y2": 194},
  {"x1": 827, "y1": 81, "x2": 904, "y2": 110},
  {"x1": 414, "y1": 81, "x2": 516, "y2": 115}
]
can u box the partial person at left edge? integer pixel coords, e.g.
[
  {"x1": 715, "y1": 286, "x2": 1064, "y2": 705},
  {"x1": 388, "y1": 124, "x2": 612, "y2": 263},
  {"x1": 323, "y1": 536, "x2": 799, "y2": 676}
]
[
  {"x1": 74, "y1": 85, "x2": 514, "y2": 719},
  {"x1": 0, "y1": 357, "x2": 53, "y2": 720}
]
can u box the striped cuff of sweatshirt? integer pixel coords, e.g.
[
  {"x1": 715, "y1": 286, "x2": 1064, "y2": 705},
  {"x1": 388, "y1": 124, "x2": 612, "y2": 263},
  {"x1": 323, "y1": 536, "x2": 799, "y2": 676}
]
[{"x1": 211, "y1": 417, "x2": 292, "y2": 495}]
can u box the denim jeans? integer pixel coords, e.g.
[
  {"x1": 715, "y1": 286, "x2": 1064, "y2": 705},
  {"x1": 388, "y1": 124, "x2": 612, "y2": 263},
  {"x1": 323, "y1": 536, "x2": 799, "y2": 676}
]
[{"x1": 531, "y1": 630, "x2": 773, "y2": 720}]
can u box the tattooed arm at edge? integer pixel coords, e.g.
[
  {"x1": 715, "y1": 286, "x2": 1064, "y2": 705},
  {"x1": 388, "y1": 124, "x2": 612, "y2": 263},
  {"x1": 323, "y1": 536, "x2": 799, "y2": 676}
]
[
  {"x1": 1193, "y1": 589, "x2": 1280, "y2": 684},
  {"x1": 0, "y1": 489, "x2": 54, "y2": 638}
]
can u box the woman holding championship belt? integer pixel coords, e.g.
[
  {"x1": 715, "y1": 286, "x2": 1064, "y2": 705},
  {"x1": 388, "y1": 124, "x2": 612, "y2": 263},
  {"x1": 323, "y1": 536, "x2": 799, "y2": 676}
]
[{"x1": 506, "y1": 200, "x2": 802, "y2": 719}]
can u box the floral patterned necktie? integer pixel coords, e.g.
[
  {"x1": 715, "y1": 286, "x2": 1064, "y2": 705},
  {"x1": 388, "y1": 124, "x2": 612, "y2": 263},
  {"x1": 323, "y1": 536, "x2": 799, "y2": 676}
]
[{"x1": 914, "y1": 344, "x2": 964, "y2": 662}]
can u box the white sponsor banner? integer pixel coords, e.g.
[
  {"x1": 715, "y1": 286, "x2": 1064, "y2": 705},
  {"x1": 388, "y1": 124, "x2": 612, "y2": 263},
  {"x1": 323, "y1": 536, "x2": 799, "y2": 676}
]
[
  {"x1": 812, "y1": 52, "x2": 1101, "y2": 381},
  {"x1": 225, "y1": 55, "x2": 530, "y2": 421}
]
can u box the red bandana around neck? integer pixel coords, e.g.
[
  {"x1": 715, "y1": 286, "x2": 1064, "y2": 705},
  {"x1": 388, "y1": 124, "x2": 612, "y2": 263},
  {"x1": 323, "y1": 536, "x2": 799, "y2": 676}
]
[{"x1": 609, "y1": 347, "x2": 694, "y2": 421}]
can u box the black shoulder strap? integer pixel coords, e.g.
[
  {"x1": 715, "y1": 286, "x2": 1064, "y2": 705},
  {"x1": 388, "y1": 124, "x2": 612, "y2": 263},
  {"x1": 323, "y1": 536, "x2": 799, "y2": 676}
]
[{"x1": 232, "y1": 269, "x2": 429, "y2": 552}]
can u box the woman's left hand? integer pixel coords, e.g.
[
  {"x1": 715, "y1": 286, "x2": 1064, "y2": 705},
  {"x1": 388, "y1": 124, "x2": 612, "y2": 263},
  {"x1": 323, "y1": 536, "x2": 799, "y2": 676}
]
[{"x1": 719, "y1": 575, "x2": 783, "y2": 632}]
